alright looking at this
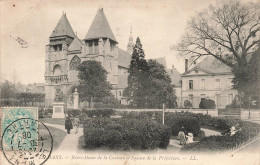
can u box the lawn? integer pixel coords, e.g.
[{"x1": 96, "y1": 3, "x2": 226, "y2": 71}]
[
  {"x1": 39, "y1": 118, "x2": 65, "y2": 126},
  {"x1": 39, "y1": 125, "x2": 67, "y2": 150},
  {"x1": 39, "y1": 118, "x2": 83, "y2": 128}
]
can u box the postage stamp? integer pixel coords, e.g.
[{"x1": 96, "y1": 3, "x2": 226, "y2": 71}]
[
  {"x1": 0, "y1": 107, "x2": 38, "y2": 150},
  {"x1": 1, "y1": 118, "x2": 53, "y2": 165},
  {"x1": 0, "y1": 107, "x2": 53, "y2": 165}
]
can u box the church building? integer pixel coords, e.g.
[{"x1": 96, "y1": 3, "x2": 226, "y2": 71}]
[{"x1": 45, "y1": 8, "x2": 132, "y2": 108}]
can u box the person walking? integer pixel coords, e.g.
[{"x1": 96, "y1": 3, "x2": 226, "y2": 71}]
[
  {"x1": 73, "y1": 116, "x2": 80, "y2": 134},
  {"x1": 65, "y1": 115, "x2": 73, "y2": 134}
]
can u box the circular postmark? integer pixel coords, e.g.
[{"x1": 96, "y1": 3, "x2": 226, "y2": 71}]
[{"x1": 1, "y1": 118, "x2": 53, "y2": 165}]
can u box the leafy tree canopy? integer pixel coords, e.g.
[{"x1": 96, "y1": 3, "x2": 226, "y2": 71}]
[
  {"x1": 77, "y1": 60, "x2": 112, "y2": 104},
  {"x1": 124, "y1": 37, "x2": 176, "y2": 108}
]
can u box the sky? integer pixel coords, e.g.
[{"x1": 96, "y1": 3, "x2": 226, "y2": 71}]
[{"x1": 0, "y1": 0, "x2": 256, "y2": 84}]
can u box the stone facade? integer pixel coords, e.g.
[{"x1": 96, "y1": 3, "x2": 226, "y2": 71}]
[
  {"x1": 45, "y1": 9, "x2": 132, "y2": 108},
  {"x1": 180, "y1": 56, "x2": 238, "y2": 109}
]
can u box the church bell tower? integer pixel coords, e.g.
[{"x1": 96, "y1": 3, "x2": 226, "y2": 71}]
[{"x1": 45, "y1": 12, "x2": 75, "y2": 107}]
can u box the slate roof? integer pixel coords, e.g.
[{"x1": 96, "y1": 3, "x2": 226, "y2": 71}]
[
  {"x1": 195, "y1": 56, "x2": 231, "y2": 74},
  {"x1": 85, "y1": 8, "x2": 117, "y2": 43},
  {"x1": 167, "y1": 67, "x2": 182, "y2": 87},
  {"x1": 149, "y1": 57, "x2": 167, "y2": 68},
  {"x1": 50, "y1": 14, "x2": 75, "y2": 38},
  {"x1": 118, "y1": 48, "x2": 131, "y2": 68},
  {"x1": 68, "y1": 36, "x2": 82, "y2": 51},
  {"x1": 182, "y1": 56, "x2": 232, "y2": 76}
]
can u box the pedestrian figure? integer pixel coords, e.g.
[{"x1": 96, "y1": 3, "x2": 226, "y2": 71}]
[
  {"x1": 65, "y1": 115, "x2": 73, "y2": 134},
  {"x1": 177, "y1": 127, "x2": 186, "y2": 145},
  {"x1": 230, "y1": 123, "x2": 241, "y2": 136},
  {"x1": 73, "y1": 116, "x2": 80, "y2": 134},
  {"x1": 186, "y1": 132, "x2": 194, "y2": 144},
  {"x1": 221, "y1": 123, "x2": 241, "y2": 136}
]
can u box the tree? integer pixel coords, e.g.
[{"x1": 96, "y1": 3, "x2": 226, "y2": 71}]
[
  {"x1": 124, "y1": 37, "x2": 150, "y2": 108},
  {"x1": 232, "y1": 44, "x2": 260, "y2": 107},
  {"x1": 176, "y1": 0, "x2": 260, "y2": 98},
  {"x1": 77, "y1": 60, "x2": 112, "y2": 108},
  {"x1": 146, "y1": 60, "x2": 176, "y2": 108},
  {"x1": 0, "y1": 80, "x2": 17, "y2": 106}
]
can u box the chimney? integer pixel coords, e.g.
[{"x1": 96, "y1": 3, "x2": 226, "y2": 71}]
[{"x1": 185, "y1": 59, "x2": 188, "y2": 72}]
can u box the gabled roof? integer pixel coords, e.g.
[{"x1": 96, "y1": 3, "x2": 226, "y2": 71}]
[
  {"x1": 196, "y1": 56, "x2": 231, "y2": 73},
  {"x1": 68, "y1": 36, "x2": 82, "y2": 51},
  {"x1": 182, "y1": 56, "x2": 232, "y2": 76},
  {"x1": 50, "y1": 13, "x2": 75, "y2": 38},
  {"x1": 148, "y1": 57, "x2": 167, "y2": 68},
  {"x1": 85, "y1": 8, "x2": 117, "y2": 43},
  {"x1": 118, "y1": 48, "x2": 131, "y2": 68},
  {"x1": 167, "y1": 67, "x2": 182, "y2": 87}
]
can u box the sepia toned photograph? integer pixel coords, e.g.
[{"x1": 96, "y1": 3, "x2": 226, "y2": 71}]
[{"x1": 0, "y1": 0, "x2": 260, "y2": 164}]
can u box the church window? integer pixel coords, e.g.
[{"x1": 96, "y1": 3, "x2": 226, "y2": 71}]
[
  {"x1": 53, "y1": 65, "x2": 61, "y2": 76},
  {"x1": 53, "y1": 44, "x2": 62, "y2": 51},
  {"x1": 89, "y1": 42, "x2": 93, "y2": 54},
  {"x1": 70, "y1": 56, "x2": 81, "y2": 70},
  {"x1": 94, "y1": 41, "x2": 99, "y2": 54}
]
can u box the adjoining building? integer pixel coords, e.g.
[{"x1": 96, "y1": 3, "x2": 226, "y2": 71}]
[
  {"x1": 44, "y1": 9, "x2": 132, "y2": 108},
  {"x1": 181, "y1": 56, "x2": 237, "y2": 109}
]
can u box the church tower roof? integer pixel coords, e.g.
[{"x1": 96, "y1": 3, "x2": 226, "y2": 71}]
[
  {"x1": 68, "y1": 35, "x2": 82, "y2": 51},
  {"x1": 84, "y1": 8, "x2": 117, "y2": 43},
  {"x1": 127, "y1": 26, "x2": 134, "y2": 54},
  {"x1": 50, "y1": 13, "x2": 76, "y2": 38}
]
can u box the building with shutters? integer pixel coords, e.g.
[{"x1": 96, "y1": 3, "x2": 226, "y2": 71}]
[{"x1": 181, "y1": 56, "x2": 238, "y2": 109}]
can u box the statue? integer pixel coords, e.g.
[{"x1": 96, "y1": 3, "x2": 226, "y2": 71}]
[{"x1": 55, "y1": 89, "x2": 63, "y2": 102}]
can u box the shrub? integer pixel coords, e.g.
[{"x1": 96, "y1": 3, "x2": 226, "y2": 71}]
[
  {"x1": 66, "y1": 109, "x2": 82, "y2": 117},
  {"x1": 38, "y1": 108, "x2": 45, "y2": 118},
  {"x1": 155, "y1": 112, "x2": 201, "y2": 136},
  {"x1": 158, "y1": 125, "x2": 172, "y2": 149},
  {"x1": 184, "y1": 100, "x2": 192, "y2": 108},
  {"x1": 182, "y1": 120, "x2": 260, "y2": 152},
  {"x1": 83, "y1": 127, "x2": 104, "y2": 149},
  {"x1": 83, "y1": 117, "x2": 170, "y2": 150},
  {"x1": 84, "y1": 109, "x2": 114, "y2": 118},
  {"x1": 199, "y1": 98, "x2": 216, "y2": 109},
  {"x1": 100, "y1": 129, "x2": 123, "y2": 149}
]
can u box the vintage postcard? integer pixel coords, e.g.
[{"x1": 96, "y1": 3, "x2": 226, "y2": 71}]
[{"x1": 0, "y1": 0, "x2": 260, "y2": 164}]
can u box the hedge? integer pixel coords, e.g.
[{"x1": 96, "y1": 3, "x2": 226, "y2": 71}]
[
  {"x1": 181, "y1": 120, "x2": 260, "y2": 152},
  {"x1": 66, "y1": 109, "x2": 82, "y2": 117},
  {"x1": 83, "y1": 109, "x2": 114, "y2": 118},
  {"x1": 153, "y1": 111, "x2": 201, "y2": 137},
  {"x1": 83, "y1": 117, "x2": 171, "y2": 150}
]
